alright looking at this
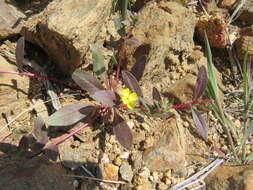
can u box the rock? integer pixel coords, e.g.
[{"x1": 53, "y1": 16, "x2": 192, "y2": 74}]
[
  {"x1": 130, "y1": 151, "x2": 143, "y2": 171},
  {"x1": 167, "y1": 48, "x2": 224, "y2": 107},
  {"x1": 157, "y1": 182, "x2": 168, "y2": 190},
  {"x1": 238, "y1": 0, "x2": 253, "y2": 25},
  {"x1": 139, "y1": 167, "x2": 151, "y2": 179},
  {"x1": 101, "y1": 163, "x2": 119, "y2": 181},
  {"x1": 235, "y1": 26, "x2": 253, "y2": 60},
  {"x1": 21, "y1": 0, "x2": 112, "y2": 74},
  {"x1": 132, "y1": 130, "x2": 146, "y2": 146},
  {"x1": 196, "y1": 14, "x2": 228, "y2": 48},
  {"x1": 124, "y1": 1, "x2": 196, "y2": 84},
  {"x1": 133, "y1": 175, "x2": 153, "y2": 190},
  {"x1": 143, "y1": 113, "x2": 186, "y2": 172},
  {"x1": 119, "y1": 162, "x2": 134, "y2": 182},
  {"x1": 166, "y1": 74, "x2": 196, "y2": 106},
  {"x1": 59, "y1": 135, "x2": 99, "y2": 170},
  {"x1": 205, "y1": 165, "x2": 253, "y2": 190},
  {"x1": 143, "y1": 136, "x2": 155, "y2": 149},
  {"x1": 244, "y1": 168, "x2": 253, "y2": 190},
  {"x1": 0, "y1": 156, "x2": 72, "y2": 190},
  {"x1": 135, "y1": 180, "x2": 153, "y2": 190},
  {"x1": 0, "y1": 1, "x2": 26, "y2": 39},
  {"x1": 113, "y1": 155, "x2": 122, "y2": 166},
  {"x1": 120, "y1": 152, "x2": 130, "y2": 159},
  {"x1": 151, "y1": 171, "x2": 160, "y2": 182}
]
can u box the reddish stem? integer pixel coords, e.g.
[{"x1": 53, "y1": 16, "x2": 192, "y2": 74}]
[
  {"x1": 172, "y1": 99, "x2": 214, "y2": 109},
  {"x1": 116, "y1": 62, "x2": 121, "y2": 83},
  {"x1": 48, "y1": 110, "x2": 102, "y2": 147},
  {"x1": 52, "y1": 122, "x2": 90, "y2": 146},
  {"x1": 0, "y1": 70, "x2": 76, "y2": 88}
]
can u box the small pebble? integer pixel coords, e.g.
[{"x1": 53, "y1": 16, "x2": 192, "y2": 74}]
[
  {"x1": 73, "y1": 180, "x2": 79, "y2": 188},
  {"x1": 127, "y1": 120, "x2": 135, "y2": 129},
  {"x1": 139, "y1": 167, "x2": 150, "y2": 179},
  {"x1": 157, "y1": 182, "x2": 167, "y2": 190},
  {"x1": 113, "y1": 155, "x2": 122, "y2": 166},
  {"x1": 101, "y1": 153, "x2": 110, "y2": 164},
  {"x1": 120, "y1": 162, "x2": 133, "y2": 182},
  {"x1": 120, "y1": 152, "x2": 130, "y2": 159},
  {"x1": 143, "y1": 136, "x2": 154, "y2": 149},
  {"x1": 183, "y1": 121, "x2": 189, "y2": 128},
  {"x1": 141, "y1": 123, "x2": 150, "y2": 131},
  {"x1": 152, "y1": 171, "x2": 159, "y2": 182},
  {"x1": 234, "y1": 119, "x2": 241, "y2": 129}
]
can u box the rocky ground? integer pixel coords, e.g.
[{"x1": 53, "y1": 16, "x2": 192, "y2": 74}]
[{"x1": 0, "y1": 0, "x2": 253, "y2": 190}]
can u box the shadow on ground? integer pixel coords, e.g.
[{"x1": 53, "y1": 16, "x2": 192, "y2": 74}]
[{"x1": 0, "y1": 142, "x2": 103, "y2": 190}]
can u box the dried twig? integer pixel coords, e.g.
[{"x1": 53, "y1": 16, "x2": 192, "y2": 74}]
[
  {"x1": 228, "y1": 0, "x2": 245, "y2": 24},
  {"x1": 65, "y1": 174, "x2": 126, "y2": 184},
  {"x1": 168, "y1": 155, "x2": 230, "y2": 190}
]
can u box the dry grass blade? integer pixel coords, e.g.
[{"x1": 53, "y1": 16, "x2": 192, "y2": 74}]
[
  {"x1": 228, "y1": 0, "x2": 246, "y2": 24},
  {"x1": 168, "y1": 157, "x2": 227, "y2": 190},
  {"x1": 65, "y1": 175, "x2": 126, "y2": 184}
]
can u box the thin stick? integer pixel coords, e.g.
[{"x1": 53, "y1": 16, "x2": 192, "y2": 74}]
[
  {"x1": 0, "y1": 70, "x2": 76, "y2": 88},
  {"x1": 64, "y1": 175, "x2": 126, "y2": 184},
  {"x1": 51, "y1": 122, "x2": 90, "y2": 146},
  {"x1": 169, "y1": 157, "x2": 227, "y2": 190},
  {"x1": 228, "y1": 0, "x2": 245, "y2": 25},
  {"x1": 199, "y1": 0, "x2": 209, "y2": 16}
]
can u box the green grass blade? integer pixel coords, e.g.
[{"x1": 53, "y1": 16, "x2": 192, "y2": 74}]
[
  {"x1": 242, "y1": 51, "x2": 249, "y2": 107},
  {"x1": 121, "y1": 0, "x2": 129, "y2": 19},
  {"x1": 90, "y1": 44, "x2": 106, "y2": 76},
  {"x1": 205, "y1": 32, "x2": 219, "y2": 99}
]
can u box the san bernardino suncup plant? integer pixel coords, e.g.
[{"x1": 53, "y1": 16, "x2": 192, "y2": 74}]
[{"x1": 0, "y1": 37, "x2": 214, "y2": 160}]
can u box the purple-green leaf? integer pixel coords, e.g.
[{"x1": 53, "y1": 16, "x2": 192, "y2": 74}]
[
  {"x1": 113, "y1": 113, "x2": 133, "y2": 149},
  {"x1": 124, "y1": 37, "x2": 141, "y2": 46},
  {"x1": 90, "y1": 90, "x2": 119, "y2": 107},
  {"x1": 193, "y1": 66, "x2": 208, "y2": 101},
  {"x1": 72, "y1": 69, "x2": 104, "y2": 94},
  {"x1": 15, "y1": 36, "x2": 25, "y2": 70},
  {"x1": 122, "y1": 70, "x2": 143, "y2": 97},
  {"x1": 48, "y1": 104, "x2": 95, "y2": 126},
  {"x1": 131, "y1": 55, "x2": 146, "y2": 81},
  {"x1": 152, "y1": 87, "x2": 162, "y2": 102},
  {"x1": 192, "y1": 108, "x2": 208, "y2": 141},
  {"x1": 90, "y1": 44, "x2": 106, "y2": 76}
]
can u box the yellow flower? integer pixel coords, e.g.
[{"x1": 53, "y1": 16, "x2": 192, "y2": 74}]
[{"x1": 120, "y1": 88, "x2": 138, "y2": 110}]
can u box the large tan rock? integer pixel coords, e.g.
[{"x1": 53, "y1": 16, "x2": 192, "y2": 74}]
[
  {"x1": 21, "y1": 0, "x2": 113, "y2": 74},
  {"x1": 125, "y1": 1, "x2": 196, "y2": 83},
  {"x1": 205, "y1": 165, "x2": 253, "y2": 190},
  {"x1": 0, "y1": 1, "x2": 25, "y2": 39},
  {"x1": 235, "y1": 26, "x2": 253, "y2": 60},
  {"x1": 143, "y1": 112, "x2": 186, "y2": 172}
]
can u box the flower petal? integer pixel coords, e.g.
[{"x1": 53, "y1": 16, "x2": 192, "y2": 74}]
[
  {"x1": 127, "y1": 102, "x2": 135, "y2": 110},
  {"x1": 121, "y1": 88, "x2": 131, "y2": 96},
  {"x1": 129, "y1": 92, "x2": 138, "y2": 102}
]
